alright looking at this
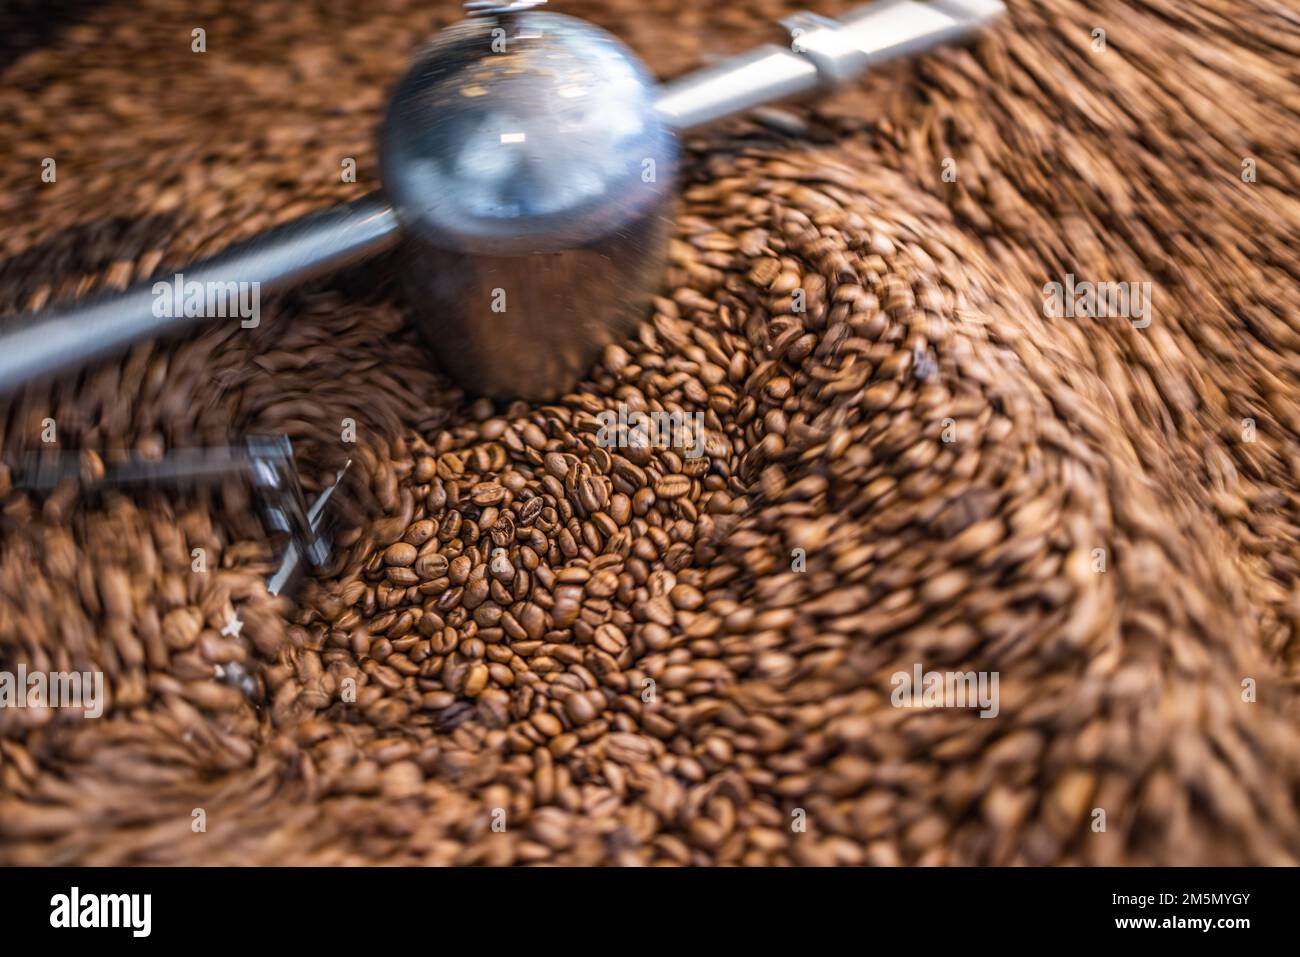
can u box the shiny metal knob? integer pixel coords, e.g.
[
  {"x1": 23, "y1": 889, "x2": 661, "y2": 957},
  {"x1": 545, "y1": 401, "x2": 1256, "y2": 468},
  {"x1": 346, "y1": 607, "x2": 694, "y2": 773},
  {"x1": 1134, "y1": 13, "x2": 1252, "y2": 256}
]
[{"x1": 380, "y1": 11, "x2": 679, "y2": 399}]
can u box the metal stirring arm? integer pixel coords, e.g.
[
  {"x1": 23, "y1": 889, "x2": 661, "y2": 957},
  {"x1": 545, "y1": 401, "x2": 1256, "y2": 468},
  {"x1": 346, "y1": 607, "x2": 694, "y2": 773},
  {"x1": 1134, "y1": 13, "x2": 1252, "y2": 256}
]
[
  {"x1": 0, "y1": 196, "x2": 398, "y2": 394},
  {"x1": 11, "y1": 434, "x2": 331, "y2": 574},
  {"x1": 0, "y1": 0, "x2": 1003, "y2": 395},
  {"x1": 656, "y1": 0, "x2": 1006, "y2": 130}
]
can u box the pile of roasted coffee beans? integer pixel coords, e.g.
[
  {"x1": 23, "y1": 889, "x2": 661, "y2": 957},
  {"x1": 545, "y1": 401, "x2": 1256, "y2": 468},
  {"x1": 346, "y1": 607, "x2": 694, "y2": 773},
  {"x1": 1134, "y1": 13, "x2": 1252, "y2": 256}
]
[{"x1": 1, "y1": 0, "x2": 1299, "y2": 864}]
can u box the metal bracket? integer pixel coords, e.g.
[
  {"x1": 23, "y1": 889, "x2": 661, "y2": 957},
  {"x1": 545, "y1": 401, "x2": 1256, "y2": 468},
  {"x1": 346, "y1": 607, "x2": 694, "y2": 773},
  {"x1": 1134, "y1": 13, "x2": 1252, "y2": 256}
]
[{"x1": 781, "y1": 12, "x2": 872, "y2": 87}]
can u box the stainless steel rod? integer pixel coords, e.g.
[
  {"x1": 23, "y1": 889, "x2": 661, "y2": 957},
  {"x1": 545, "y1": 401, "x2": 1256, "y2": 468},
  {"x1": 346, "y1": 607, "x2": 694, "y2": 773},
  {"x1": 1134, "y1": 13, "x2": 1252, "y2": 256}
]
[
  {"x1": 0, "y1": 194, "x2": 398, "y2": 393},
  {"x1": 655, "y1": 0, "x2": 1005, "y2": 130},
  {"x1": 13, "y1": 447, "x2": 248, "y2": 492}
]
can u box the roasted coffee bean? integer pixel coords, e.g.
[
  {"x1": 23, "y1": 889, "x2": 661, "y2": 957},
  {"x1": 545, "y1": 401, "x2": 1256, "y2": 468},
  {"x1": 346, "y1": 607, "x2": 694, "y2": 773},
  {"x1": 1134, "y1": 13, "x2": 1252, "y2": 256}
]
[
  {"x1": 383, "y1": 542, "x2": 417, "y2": 566},
  {"x1": 471, "y1": 482, "x2": 505, "y2": 506}
]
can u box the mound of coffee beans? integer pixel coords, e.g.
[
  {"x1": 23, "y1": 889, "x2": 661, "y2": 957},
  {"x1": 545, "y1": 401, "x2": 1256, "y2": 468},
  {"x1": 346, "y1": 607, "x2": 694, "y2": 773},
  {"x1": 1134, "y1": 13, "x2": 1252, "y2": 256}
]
[{"x1": 1, "y1": 0, "x2": 1299, "y2": 865}]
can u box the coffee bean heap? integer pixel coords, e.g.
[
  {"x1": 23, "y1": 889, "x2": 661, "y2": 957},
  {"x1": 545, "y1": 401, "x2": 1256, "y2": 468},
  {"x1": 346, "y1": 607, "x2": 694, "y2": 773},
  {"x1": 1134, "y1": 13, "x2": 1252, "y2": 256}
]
[{"x1": 2, "y1": 0, "x2": 1299, "y2": 865}]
